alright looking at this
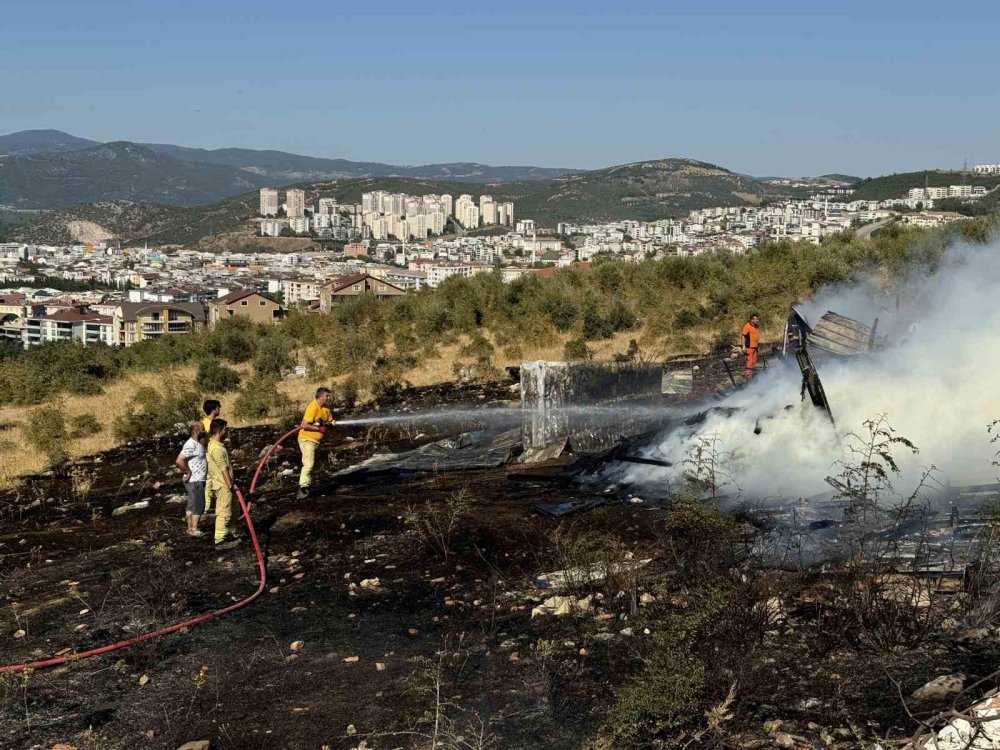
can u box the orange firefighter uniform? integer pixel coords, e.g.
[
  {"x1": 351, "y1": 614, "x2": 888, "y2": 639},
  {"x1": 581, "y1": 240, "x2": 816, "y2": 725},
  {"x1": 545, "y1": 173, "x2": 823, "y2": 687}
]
[{"x1": 741, "y1": 320, "x2": 760, "y2": 379}]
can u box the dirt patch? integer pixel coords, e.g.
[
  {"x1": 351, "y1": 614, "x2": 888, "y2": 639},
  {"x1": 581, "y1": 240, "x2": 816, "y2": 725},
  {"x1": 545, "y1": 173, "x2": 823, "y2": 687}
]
[{"x1": 65, "y1": 219, "x2": 116, "y2": 243}]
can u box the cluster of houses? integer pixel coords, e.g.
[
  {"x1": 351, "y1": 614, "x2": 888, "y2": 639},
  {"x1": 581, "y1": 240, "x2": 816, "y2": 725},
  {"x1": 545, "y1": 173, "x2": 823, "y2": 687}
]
[{"x1": 0, "y1": 270, "x2": 410, "y2": 349}]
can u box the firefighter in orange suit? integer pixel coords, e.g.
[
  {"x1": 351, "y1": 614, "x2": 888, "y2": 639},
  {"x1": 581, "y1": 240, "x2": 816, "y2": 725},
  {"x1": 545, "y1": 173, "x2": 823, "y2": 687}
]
[{"x1": 741, "y1": 313, "x2": 761, "y2": 380}]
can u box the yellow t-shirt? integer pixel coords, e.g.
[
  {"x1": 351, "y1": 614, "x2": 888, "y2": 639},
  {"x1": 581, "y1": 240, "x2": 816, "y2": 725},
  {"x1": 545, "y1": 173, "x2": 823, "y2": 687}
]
[
  {"x1": 300, "y1": 400, "x2": 333, "y2": 443},
  {"x1": 202, "y1": 416, "x2": 213, "y2": 435},
  {"x1": 206, "y1": 438, "x2": 232, "y2": 486}
]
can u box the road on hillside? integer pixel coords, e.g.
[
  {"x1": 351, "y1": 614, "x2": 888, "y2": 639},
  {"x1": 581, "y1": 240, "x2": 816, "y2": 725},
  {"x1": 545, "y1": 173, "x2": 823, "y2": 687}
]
[{"x1": 856, "y1": 217, "x2": 894, "y2": 239}]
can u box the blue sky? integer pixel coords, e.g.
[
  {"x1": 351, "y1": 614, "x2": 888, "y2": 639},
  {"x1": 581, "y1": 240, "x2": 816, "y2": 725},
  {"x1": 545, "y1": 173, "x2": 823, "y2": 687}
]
[{"x1": 2, "y1": 0, "x2": 997, "y2": 176}]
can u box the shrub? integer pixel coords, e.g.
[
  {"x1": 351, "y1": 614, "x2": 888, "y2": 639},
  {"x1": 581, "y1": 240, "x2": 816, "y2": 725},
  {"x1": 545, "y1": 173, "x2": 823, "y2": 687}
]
[
  {"x1": 23, "y1": 402, "x2": 70, "y2": 468},
  {"x1": 68, "y1": 413, "x2": 103, "y2": 440},
  {"x1": 606, "y1": 300, "x2": 638, "y2": 332},
  {"x1": 371, "y1": 371, "x2": 407, "y2": 403},
  {"x1": 253, "y1": 334, "x2": 296, "y2": 377},
  {"x1": 563, "y1": 337, "x2": 592, "y2": 361},
  {"x1": 674, "y1": 309, "x2": 700, "y2": 329},
  {"x1": 196, "y1": 359, "x2": 241, "y2": 393},
  {"x1": 211, "y1": 319, "x2": 257, "y2": 363},
  {"x1": 114, "y1": 384, "x2": 202, "y2": 442},
  {"x1": 338, "y1": 377, "x2": 358, "y2": 410},
  {"x1": 326, "y1": 328, "x2": 384, "y2": 376},
  {"x1": 233, "y1": 374, "x2": 293, "y2": 421},
  {"x1": 404, "y1": 489, "x2": 473, "y2": 560}
]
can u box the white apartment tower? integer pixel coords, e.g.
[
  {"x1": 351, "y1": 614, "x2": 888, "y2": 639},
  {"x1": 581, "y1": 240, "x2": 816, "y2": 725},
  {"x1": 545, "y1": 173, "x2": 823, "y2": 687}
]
[
  {"x1": 498, "y1": 201, "x2": 514, "y2": 226},
  {"x1": 286, "y1": 189, "x2": 306, "y2": 218},
  {"x1": 260, "y1": 188, "x2": 279, "y2": 217},
  {"x1": 479, "y1": 195, "x2": 497, "y2": 225},
  {"x1": 455, "y1": 194, "x2": 479, "y2": 229}
]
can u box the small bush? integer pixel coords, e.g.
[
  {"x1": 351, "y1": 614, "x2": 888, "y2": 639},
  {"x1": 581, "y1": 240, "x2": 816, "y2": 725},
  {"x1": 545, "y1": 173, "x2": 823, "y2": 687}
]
[
  {"x1": 404, "y1": 489, "x2": 474, "y2": 560},
  {"x1": 233, "y1": 374, "x2": 293, "y2": 421},
  {"x1": 114, "y1": 384, "x2": 202, "y2": 442},
  {"x1": 68, "y1": 413, "x2": 103, "y2": 440},
  {"x1": 674, "y1": 309, "x2": 700, "y2": 329},
  {"x1": 582, "y1": 305, "x2": 614, "y2": 340},
  {"x1": 253, "y1": 334, "x2": 295, "y2": 377},
  {"x1": 24, "y1": 402, "x2": 70, "y2": 467},
  {"x1": 196, "y1": 359, "x2": 241, "y2": 393},
  {"x1": 606, "y1": 300, "x2": 638, "y2": 332},
  {"x1": 563, "y1": 337, "x2": 592, "y2": 361},
  {"x1": 338, "y1": 377, "x2": 359, "y2": 410}
]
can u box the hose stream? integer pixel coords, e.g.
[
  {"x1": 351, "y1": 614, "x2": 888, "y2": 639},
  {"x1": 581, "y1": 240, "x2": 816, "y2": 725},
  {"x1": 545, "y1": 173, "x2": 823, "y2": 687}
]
[{"x1": 0, "y1": 426, "x2": 304, "y2": 674}]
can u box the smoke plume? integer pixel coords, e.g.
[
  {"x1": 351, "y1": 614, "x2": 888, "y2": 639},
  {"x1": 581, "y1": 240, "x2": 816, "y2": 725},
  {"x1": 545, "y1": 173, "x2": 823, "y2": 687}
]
[{"x1": 618, "y1": 237, "x2": 1000, "y2": 500}]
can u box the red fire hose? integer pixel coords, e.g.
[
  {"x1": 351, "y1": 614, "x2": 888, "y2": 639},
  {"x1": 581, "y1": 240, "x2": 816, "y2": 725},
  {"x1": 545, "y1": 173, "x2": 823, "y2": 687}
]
[{"x1": 0, "y1": 426, "x2": 306, "y2": 674}]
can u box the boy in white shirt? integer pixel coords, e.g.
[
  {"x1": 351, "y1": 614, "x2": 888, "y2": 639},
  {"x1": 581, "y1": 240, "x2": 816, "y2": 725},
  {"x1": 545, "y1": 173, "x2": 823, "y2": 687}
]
[{"x1": 175, "y1": 422, "x2": 208, "y2": 537}]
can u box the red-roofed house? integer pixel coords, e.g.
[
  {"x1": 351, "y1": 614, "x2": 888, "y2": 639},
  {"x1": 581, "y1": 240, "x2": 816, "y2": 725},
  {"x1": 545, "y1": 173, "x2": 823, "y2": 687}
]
[{"x1": 23, "y1": 305, "x2": 114, "y2": 347}]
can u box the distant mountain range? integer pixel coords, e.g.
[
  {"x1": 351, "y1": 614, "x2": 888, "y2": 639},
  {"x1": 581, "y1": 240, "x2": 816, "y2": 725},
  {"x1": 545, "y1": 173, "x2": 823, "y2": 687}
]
[{"x1": 0, "y1": 130, "x2": 578, "y2": 209}]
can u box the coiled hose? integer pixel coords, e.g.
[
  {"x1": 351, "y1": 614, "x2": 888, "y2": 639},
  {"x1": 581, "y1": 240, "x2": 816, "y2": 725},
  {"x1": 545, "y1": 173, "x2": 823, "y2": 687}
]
[{"x1": 0, "y1": 426, "x2": 304, "y2": 674}]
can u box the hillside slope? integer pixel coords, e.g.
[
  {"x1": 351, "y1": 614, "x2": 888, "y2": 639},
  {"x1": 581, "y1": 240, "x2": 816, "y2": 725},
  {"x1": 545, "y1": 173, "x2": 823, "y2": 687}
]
[
  {"x1": 0, "y1": 129, "x2": 100, "y2": 156},
  {"x1": 146, "y1": 143, "x2": 577, "y2": 182},
  {"x1": 0, "y1": 142, "x2": 271, "y2": 209},
  {"x1": 849, "y1": 170, "x2": 1000, "y2": 201}
]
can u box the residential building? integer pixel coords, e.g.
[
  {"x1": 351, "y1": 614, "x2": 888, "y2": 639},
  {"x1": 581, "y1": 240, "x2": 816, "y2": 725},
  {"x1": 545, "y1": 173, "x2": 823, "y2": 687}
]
[
  {"x1": 208, "y1": 289, "x2": 284, "y2": 327},
  {"x1": 20, "y1": 306, "x2": 114, "y2": 347},
  {"x1": 286, "y1": 189, "x2": 306, "y2": 218},
  {"x1": 112, "y1": 302, "x2": 207, "y2": 347},
  {"x1": 480, "y1": 195, "x2": 496, "y2": 225},
  {"x1": 901, "y1": 211, "x2": 964, "y2": 228},
  {"x1": 281, "y1": 277, "x2": 324, "y2": 306},
  {"x1": 289, "y1": 216, "x2": 311, "y2": 234},
  {"x1": 498, "y1": 202, "x2": 513, "y2": 227},
  {"x1": 260, "y1": 188, "x2": 279, "y2": 217},
  {"x1": 261, "y1": 219, "x2": 286, "y2": 237},
  {"x1": 455, "y1": 195, "x2": 480, "y2": 229},
  {"x1": 318, "y1": 273, "x2": 407, "y2": 312}
]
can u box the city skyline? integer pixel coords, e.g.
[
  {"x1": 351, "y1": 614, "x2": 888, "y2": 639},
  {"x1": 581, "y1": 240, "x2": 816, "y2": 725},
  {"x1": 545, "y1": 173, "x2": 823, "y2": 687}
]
[{"x1": 4, "y1": 2, "x2": 999, "y2": 177}]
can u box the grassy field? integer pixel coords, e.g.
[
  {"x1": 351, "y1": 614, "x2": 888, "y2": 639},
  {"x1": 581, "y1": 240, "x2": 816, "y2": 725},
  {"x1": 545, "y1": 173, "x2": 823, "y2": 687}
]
[{"x1": 0, "y1": 326, "x2": 667, "y2": 487}]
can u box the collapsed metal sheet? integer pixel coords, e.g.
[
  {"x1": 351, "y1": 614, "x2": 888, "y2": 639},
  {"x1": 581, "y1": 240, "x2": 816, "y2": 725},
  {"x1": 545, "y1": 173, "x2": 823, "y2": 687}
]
[
  {"x1": 333, "y1": 429, "x2": 521, "y2": 478},
  {"x1": 804, "y1": 310, "x2": 878, "y2": 356}
]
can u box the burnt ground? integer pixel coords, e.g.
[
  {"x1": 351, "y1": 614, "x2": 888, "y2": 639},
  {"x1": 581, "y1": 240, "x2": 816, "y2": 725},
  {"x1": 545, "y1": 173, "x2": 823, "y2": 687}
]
[{"x1": 1, "y1": 381, "x2": 1000, "y2": 750}]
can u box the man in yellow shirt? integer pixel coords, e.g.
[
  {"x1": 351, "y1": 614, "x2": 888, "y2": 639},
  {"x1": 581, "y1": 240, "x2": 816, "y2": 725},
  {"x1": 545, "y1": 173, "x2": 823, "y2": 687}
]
[
  {"x1": 206, "y1": 418, "x2": 239, "y2": 548},
  {"x1": 297, "y1": 386, "x2": 334, "y2": 499},
  {"x1": 202, "y1": 399, "x2": 221, "y2": 436}
]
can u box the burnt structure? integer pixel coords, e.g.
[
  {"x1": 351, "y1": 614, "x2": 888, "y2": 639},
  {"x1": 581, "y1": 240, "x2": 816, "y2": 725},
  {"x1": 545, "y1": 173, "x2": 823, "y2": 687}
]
[{"x1": 520, "y1": 361, "x2": 664, "y2": 461}]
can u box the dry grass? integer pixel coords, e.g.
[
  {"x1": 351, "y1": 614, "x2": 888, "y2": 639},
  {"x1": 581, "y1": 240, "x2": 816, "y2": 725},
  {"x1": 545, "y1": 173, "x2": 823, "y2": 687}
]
[
  {"x1": 0, "y1": 324, "x2": 727, "y2": 488},
  {"x1": 0, "y1": 366, "x2": 305, "y2": 489}
]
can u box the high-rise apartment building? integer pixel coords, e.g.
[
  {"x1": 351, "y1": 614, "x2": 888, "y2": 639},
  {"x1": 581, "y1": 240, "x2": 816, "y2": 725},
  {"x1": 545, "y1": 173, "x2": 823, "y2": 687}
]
[
  {"x1": 318, "y1": 198, "x2": 338, "y2": 215},
  {"x1": 260, "y1": 188, "x2": 279, "y2": 217},
  {"x1": 285, "y1": 189, "x2": 306, "y2": 218},
  {"x1": 480, "y1": 195, "x2": 496, "y2": 225},
  {"x1": 455, "y1": 194, "x2": 479, "y2": 229}
]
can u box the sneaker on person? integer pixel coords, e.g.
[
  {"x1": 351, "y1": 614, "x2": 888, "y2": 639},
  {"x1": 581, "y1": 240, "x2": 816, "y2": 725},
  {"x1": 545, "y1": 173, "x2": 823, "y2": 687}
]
[
  {"x1": 215, "y1": 538, "x2": 240, "y2": 550},
  {"x1": 296, "y1": 487, "x2": 309, "y2": 500},
  {"x1": 187, "y1": 529, "x2": 205, "y2": 538}
]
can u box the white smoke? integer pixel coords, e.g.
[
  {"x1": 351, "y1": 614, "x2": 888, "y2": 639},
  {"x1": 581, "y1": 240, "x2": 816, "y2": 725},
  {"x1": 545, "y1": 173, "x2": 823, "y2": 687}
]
[{"x1": 619, "y1": 237, "x2": 1000, "y2": 499}]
